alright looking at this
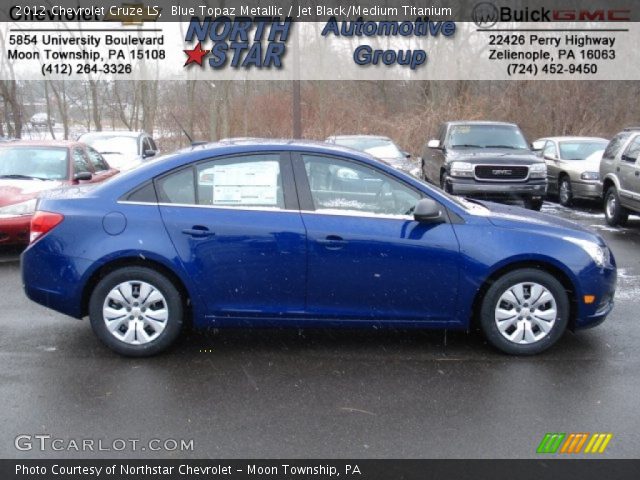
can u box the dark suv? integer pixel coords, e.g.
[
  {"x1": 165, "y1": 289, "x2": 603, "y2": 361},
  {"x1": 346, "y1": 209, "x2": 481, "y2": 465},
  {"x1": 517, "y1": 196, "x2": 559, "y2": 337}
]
[
  {"x1": 600, "y1": 127, "x2": 640, "y2": 226},
  {"x1": 422, "y1": 121, "x2": 547, "y2": 210}
]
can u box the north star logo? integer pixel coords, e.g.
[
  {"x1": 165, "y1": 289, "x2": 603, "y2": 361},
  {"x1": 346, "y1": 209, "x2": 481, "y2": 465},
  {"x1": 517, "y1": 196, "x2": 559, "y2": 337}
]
[{"x1": 182, "y1": 17, "x2": 292, "y2": 69}]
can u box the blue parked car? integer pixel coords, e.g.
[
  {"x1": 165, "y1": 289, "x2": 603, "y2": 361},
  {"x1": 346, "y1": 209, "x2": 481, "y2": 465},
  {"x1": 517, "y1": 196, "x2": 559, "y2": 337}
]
[{"x1": 21, "y1": 140, "x2": 616, "y2": 356}]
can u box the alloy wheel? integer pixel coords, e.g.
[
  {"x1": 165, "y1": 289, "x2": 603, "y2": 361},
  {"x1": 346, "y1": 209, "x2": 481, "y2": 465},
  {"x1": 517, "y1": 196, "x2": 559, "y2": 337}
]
[{"x1": 494, "y1": 282, "x2": 558, "y2": 344}]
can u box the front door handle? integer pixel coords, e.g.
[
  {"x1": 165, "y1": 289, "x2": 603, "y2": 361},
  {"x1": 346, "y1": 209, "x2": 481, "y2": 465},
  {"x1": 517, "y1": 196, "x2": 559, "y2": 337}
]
[
  {"x1": 317, "y1": 235, "x2": 347, "y2": 250},
  {"x1": 635, "y1": 171, "x2": 639, "y2": 177},
  {"x1": 182, "y1": 226, "x2": 215, "y2": 238}
]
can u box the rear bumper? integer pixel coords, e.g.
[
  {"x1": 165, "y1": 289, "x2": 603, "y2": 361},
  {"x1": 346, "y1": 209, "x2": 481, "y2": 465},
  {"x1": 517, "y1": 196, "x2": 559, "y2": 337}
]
[
  {"x1": 21, "y1": 247, "x2": 90, "y2": 318},
  {"x1": 0, "y1": 216, "x2": 31, "y2": 246},
  {"x1": 448, "y1": 178, "x2": 547, "y2": 198}
]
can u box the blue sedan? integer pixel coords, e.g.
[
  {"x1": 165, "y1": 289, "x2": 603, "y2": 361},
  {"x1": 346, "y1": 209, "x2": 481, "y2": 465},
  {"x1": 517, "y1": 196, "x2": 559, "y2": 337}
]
[{"x1": 21, "y1": 140, "x2": 616, "y2": 356}]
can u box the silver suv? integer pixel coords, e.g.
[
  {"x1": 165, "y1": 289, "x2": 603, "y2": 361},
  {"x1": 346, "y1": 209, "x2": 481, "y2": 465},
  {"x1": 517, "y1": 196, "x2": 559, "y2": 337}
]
[{"x1": 600, "y1": 127, "x2": 640, "y2": 226}]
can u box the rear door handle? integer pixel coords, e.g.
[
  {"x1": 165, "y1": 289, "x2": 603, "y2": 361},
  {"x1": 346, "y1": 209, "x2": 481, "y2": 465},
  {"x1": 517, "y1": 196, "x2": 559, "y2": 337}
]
[
  {"x1": 317, "y1": 235, "x2": 347, "y2": 250},
  {"x1": 182, "y1": 226, "x2": 215, "y2": 238},
  {"x1": 635, "y1": 171, "x2": 640, "y2": 177}
]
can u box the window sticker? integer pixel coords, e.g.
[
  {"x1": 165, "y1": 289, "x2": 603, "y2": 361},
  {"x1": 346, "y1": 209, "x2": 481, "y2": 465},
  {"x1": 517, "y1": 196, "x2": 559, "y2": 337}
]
[{"x1": 210, "y1": 161, "x2": 279, "y2": 206}]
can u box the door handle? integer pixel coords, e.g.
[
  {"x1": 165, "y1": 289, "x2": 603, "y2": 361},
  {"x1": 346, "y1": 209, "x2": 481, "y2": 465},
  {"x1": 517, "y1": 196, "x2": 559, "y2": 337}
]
[
  {"x1": 636, "y1": 171, "x2": 640, "y2": 177},
  {"x1": 181, "y1": 226, "x2": 215, "y2": 238},
  {"x1": 317, "y1": 235, "x2": 347, "y2": 250},
  {"x1": 616, "y1": 167, "x2": 620, "y2": 172}
]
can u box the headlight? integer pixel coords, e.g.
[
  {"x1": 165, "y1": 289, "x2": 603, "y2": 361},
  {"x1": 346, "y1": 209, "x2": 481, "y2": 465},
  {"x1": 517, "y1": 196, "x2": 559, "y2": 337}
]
[
  {"x1": 529, "y1": 163, "x2": 547, "y2": 179},
  {"x1": 449, "y1": 162, "x2": 474, "y2": 177},
  {"x1": 564, "y1": 237, "x2": 610, "y2": 268},
  {"x1": 0, "y1": 198, "x2": 37, "y2": 217},
  {"x1": 581, "y1": 171, "x2": 599, "y2": 181}
]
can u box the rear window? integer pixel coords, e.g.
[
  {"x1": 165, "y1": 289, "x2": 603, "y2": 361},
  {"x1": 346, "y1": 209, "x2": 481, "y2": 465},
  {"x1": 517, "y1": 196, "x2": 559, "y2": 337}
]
[{"x1": 602, "y1": 132, "x2": 632, "y2": 160}]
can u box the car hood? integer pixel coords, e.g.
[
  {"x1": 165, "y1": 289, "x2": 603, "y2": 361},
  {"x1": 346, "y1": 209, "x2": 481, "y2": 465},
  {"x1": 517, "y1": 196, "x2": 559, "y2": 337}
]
[
  {"x1": 447, "y1": 148, "x2": 542, "y2": 165},
  {"x1": 479, "y1": 201, "x2": 604, "y2": 244},
  {"x1": 0, "y1": 179, "x2": 65, "y2": 207}
]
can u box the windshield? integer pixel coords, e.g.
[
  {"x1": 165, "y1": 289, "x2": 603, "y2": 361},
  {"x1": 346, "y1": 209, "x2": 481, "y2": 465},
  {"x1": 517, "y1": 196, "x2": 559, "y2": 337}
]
[
  {"x1": 448, "y1": 124, "x2": 529, "y2": 149},
  {"x1": 0, "y1": 147, "x2": 68, "y2": 180},
  {"x1": 82, "y1": 136, "x2": 139, "y2": 156},
  {"x1": 333, "y1": 137, "x2": 404, "y2": 159},
  {"x1": 559, "y1": 141, "x2": 608, "y2": 160}
]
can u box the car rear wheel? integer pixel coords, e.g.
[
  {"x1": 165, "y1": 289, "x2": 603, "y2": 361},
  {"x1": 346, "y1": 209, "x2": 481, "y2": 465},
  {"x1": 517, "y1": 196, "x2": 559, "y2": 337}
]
[
  {"x1": 558, "y1": 176, "x2": 573, "y2": 207},
  {"x1": 89, "y1": 267, "x2": 183, "y2": 357},
  {"x1": 604, "y1": 186, "x2": 629, "y2": 227},
  {"x1": 480, "y1": 269, "x2": 569, "y2": 355}
]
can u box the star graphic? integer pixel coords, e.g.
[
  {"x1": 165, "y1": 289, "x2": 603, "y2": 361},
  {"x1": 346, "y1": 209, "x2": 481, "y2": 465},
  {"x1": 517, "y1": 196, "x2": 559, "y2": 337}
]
[{"x1": 183, "y1": 42, "x2": 210, "y2": 67}]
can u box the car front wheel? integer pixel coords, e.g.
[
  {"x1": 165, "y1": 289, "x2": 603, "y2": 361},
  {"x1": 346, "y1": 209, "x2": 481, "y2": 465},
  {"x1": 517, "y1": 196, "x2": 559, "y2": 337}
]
[
  {"x1": 480, "y1": 269, "x2": 569, "y2": 355},
  {"x1": 523, "y1": 197, "x2": 543, "y2": 211},
  {"x1": 604, "y1": 186, "x2": 629, "y2": 227},
  {"x1": 89, "y1": 266, "x2": 184, "y2": 357},
  {"x1": 558, "y1": 177, "x2": 573, "y2": 207}
]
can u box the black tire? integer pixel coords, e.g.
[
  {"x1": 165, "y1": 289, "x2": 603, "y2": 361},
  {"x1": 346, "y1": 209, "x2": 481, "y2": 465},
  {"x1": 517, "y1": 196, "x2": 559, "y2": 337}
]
[
  {"x1": 89, "y1": 266, "x2": 184, "y2": 357},
  {"x1": 558, "y1": 176, "x2": 573, "y2": 207},
  {"x1": 480, "y1": 269, "x2": 570, "y2": 355},
  {"x1": 523, "y1": 197, "x2": 543, "y2": 211},
  {"x1": 604, "y1": 186, "x2": 629, "y2": 227},
  {"x1": 440, "y1": 171, "x2": 452, "y2": 194}
]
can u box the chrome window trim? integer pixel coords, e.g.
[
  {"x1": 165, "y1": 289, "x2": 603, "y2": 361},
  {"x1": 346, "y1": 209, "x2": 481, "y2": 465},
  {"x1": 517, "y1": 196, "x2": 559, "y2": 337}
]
[{"x1": 117, "y1": 200, "x2": 416, "y2": 221}]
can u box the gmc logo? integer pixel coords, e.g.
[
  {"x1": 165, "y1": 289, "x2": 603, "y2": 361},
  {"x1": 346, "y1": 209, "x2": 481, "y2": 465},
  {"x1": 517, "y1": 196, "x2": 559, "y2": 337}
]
[
  {"x1": 492, "y1": 169, "x2": 513, "y2": 175},
  {"x1": 553, "y1": 9, "x2": 631, "y2": 21}
]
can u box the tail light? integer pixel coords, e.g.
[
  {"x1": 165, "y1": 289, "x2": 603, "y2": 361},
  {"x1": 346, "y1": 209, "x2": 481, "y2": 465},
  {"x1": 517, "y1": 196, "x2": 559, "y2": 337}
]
[{"x1": 30, "y1": 211, "x2": 64, "y2": 244}]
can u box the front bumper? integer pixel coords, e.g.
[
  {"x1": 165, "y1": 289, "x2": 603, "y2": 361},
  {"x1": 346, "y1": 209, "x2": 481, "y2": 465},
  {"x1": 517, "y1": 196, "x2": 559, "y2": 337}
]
[
  {"x1": 448, "y1": 178, "x2": 547, "y2": 198},
  {"x1": 0, "y1": 215, "x2": 31, "y2": 246},
  {"x1": 571, "y1": 180, "x2": 602, "y2": 200},
  {"x1": 574, "y1": 263, "x2": 617, "y2": 330}
]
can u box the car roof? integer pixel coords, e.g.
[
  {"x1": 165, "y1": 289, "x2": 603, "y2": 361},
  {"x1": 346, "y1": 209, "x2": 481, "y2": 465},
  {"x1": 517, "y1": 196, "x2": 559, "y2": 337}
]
[
  {"x1": 79, "y1": 130, "x2": 146, "y2": 138},
  {"x1": 446, "y1": 121, "x2": 519, "y2": 127},
  {"x1": 536, "y1": 136, "x2": 608, "y2": 142},
  {"x1": 0, "y1": 139, "x2": 79, "y2": 148},
  {"x1": 328, "y1": 135, "x2": 391, "y2": 140}
]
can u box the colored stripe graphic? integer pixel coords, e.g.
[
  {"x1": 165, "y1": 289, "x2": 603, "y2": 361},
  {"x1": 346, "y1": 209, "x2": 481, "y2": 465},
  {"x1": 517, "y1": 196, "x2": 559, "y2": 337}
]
[
  {"x1": 537, "y1": 433, "x2": 566, "y2": 453},
  {"x1": 537, "y1": 433, "x2": 613, "y2": 454},
  {"x1": 560, "y1": 433, "x2": 589, "y2": 453},
  {"x1": 584, "y1": 433, "x2": 613, "y2": 454}
]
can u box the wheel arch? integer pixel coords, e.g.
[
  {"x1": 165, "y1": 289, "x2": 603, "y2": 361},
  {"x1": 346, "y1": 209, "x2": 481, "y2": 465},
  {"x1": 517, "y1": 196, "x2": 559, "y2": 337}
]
[
  {"x1": 80, "y1": 256, "x2": 194, "y2": 323},
  {"x1": 470, "y1": 260, "x2": 579, "y2": 332}
]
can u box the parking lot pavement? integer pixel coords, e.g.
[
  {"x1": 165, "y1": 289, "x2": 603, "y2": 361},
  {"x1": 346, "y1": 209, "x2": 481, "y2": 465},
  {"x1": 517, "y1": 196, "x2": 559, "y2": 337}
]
[{"x1": 1, "y1": 200, "x2": 639, "y2": 459}]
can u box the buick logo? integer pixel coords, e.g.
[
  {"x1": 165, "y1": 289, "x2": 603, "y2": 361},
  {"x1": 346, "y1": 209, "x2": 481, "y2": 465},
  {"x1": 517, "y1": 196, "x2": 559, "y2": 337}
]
[
  {"x1": 492, "y1": 169, "x2": 513, "y2": 175},
  {"x1": 472, "y1": 2, "x2": 499, "y2": 28}
]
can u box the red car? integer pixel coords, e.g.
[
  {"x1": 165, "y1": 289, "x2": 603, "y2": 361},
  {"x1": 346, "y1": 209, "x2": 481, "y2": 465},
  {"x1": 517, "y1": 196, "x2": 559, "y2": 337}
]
[{"x1": 0, "y1": 140, "x2": 119, "y2": 246}]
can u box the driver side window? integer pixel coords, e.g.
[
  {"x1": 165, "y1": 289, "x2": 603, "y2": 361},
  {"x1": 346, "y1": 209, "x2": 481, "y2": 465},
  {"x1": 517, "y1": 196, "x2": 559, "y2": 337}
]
[{"x1": 302, "y1": 155, "x2": 421, "y2": 216}]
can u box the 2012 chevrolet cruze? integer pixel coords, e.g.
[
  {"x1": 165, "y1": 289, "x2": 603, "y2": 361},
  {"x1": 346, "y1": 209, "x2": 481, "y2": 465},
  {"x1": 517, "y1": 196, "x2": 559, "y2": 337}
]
[{"x1": 21, "y1": 140, "x2": 616, "y2": 356}]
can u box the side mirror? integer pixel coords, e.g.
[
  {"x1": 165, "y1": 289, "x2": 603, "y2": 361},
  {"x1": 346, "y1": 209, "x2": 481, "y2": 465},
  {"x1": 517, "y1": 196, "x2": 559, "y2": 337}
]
[
  {"x1": 544, "y1": 154, "x2": 558, "y2": 161},
  {"x1": 427, "y1": 139, "x2": 441, "y2": 149},
  {"x1": 73, "y1": 171, "x2": 92, "y2": 182},
  {"x1": 621, "y1": 154, "x2": 636, "y2": 163},
  {"x1": 403, "y1": 151, "x2": 412, "y2": 158},
  {"x1": 143, "y1": 149, "x2": 157, "y2": 158},
  {"x1": 414, "y1": 198, "x2": 442, "y2": 222}
]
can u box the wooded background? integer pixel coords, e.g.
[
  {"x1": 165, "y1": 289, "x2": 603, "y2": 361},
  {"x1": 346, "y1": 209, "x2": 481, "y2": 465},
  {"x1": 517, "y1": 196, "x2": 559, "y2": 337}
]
[{"x1": 1, "y1": 80, "x2": 638, "y2": 154}]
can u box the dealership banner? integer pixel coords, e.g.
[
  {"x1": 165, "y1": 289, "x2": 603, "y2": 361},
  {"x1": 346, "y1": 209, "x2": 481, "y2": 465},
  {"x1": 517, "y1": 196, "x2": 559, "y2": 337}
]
[
  {"x1": 0, "y1": 0, "x2": 639, "y2": 80},
  {"x1": 3, "y1": 459, "x2": 640, "y2": 479}
]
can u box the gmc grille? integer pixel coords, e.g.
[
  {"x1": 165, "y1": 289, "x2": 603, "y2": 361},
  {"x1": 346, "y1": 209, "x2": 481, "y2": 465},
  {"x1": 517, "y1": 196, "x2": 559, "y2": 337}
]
[{"x1": 475, "y1": 165, "x2": 529, "y2": 181}]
